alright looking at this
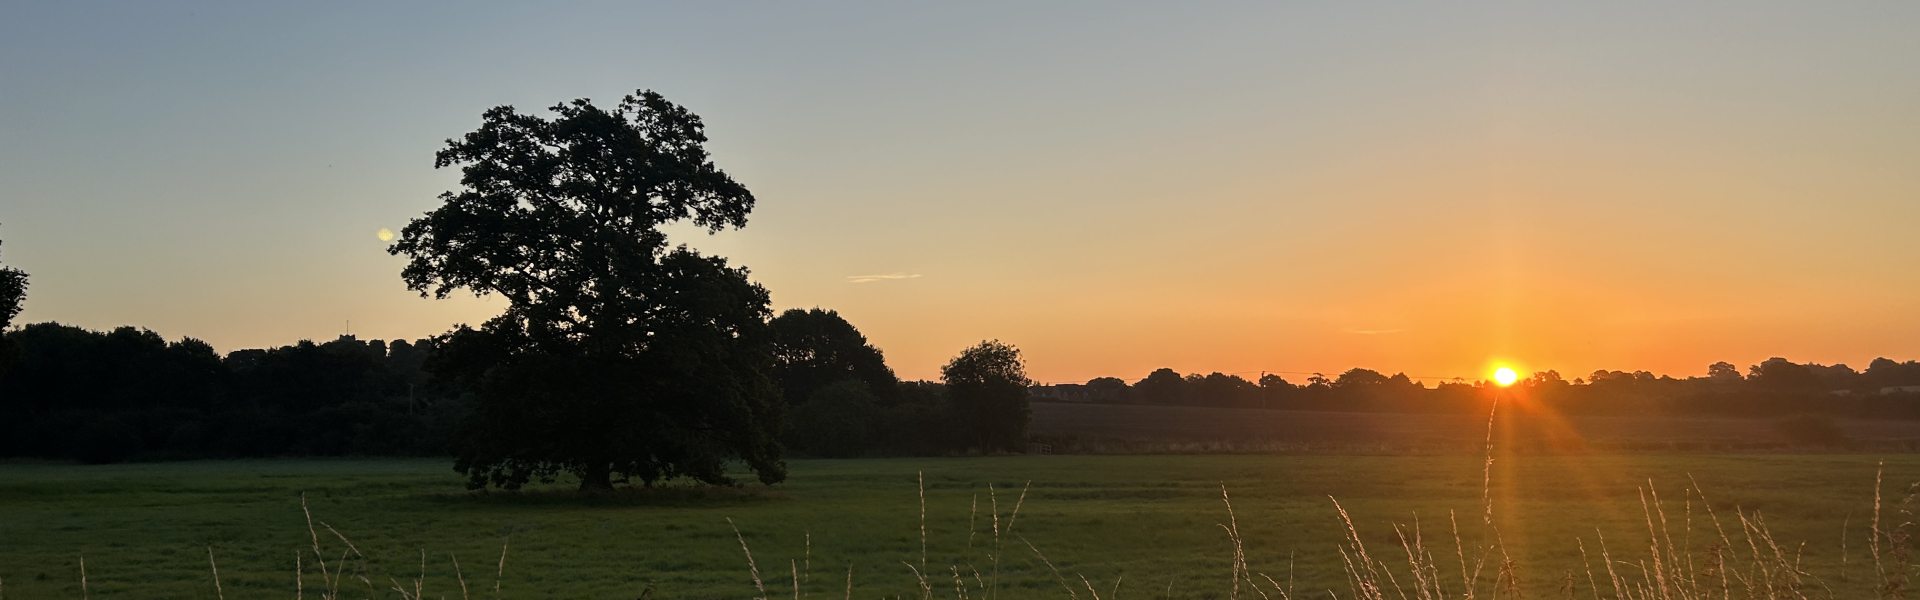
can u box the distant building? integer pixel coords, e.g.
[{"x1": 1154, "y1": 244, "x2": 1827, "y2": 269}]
[
  {"x1": 1030, "y1": 383, "x2": 1095, "y2": 402},
  {"x1": 1030, "y1": 382, "x2": 1135, "y2": 403}
]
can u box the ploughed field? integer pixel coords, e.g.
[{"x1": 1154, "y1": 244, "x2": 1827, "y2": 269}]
[
  {"x1": 1029, "y1": 402, "x2": 1920, "y2": 451},
  {"x1": 1, "y1": 455, "x2": 1914, "y2": 599}
]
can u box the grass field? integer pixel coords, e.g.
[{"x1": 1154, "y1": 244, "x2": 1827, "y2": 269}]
[
  {"x1": 1029, "y1": 402, "x2": 1920, "y2": 452},
  {"x1": 3, "y1": 454, "x2": 1916, "y2": 600}
]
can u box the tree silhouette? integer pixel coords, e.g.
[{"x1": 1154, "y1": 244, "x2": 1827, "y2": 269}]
[
  {"x1": 1748, "y1": 357, "x2": 1823, "y2": 392},
  {"x1": 0, "y1": 232, "x2": 28, "y2": 376},
  {"x1": 1333, "y1": 368, "x2": 1390, "y2": 388},
  {"x1": 941, "y1": 340, "x2": 1033, "y2": 452},
  {"x1": 1084, "y1": 376, "x2": 1132, "y2": 402},
  {"x1": 1707, "y1": 361, "x2": 1743, "y2": 381},
  {"x1": 391, "y1": 90, "x2": 785, "y2": 491},
  {"x1": 769, "y1": 308, "x2": 897, "y2": 406},
  {"x1": 1135, "y1": 368, "x2": 1186, "y2": 404}
]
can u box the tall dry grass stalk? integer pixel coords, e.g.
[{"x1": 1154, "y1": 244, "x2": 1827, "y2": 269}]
[
  {"x1": 1483, "y1": 394, "x2": 1501, "y2": 525},
  {"x1": 922, "y1": 472, "x2": 930, "y2": 584},
  {"x1": 386, "y1": 548, "x2": 429, "y2": 600},
  {"x1": 208, "y1": 546, "x2": 225, "y2": 600},
  {"x1": 493, "y1": 535, "x2": 509, "y2": 598},
  {"x1": 728, "y1": 517, "x2": 769, "y2": 600},
  {"x1": 452, "y1": 552, "x2": 471, "y2": 600}
]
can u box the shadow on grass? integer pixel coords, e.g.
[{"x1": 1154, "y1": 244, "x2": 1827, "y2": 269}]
[{"x1": 416, "y1": 483, "x2": 787, "y2": 508}]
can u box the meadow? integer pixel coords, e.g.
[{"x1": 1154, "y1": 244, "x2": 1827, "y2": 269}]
[
  {"x1": 3, "y1": 454, "x2": 1916, "y2": 600},
  {"x1": 1028, "y1": 402, "x2": 1920, "y2": 453}
]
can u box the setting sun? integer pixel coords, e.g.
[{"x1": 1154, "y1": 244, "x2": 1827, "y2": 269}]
[{"x1": 1493, "y1": 367, "x2": 1518, "y2": 386}]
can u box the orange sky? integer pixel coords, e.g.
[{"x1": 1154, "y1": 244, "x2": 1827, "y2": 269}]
[{"x1": 5, "y1": 3, "x2": 1917, "y2": 383}]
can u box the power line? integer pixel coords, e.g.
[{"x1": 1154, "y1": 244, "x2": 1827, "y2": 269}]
[{"x1": 1031, "y1": 368, "x2": 1479, "y2": 386}]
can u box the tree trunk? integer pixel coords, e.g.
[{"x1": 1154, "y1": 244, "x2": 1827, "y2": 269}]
[{"x1": 578, "y1": 463, "x2": 614, "y2": 493}]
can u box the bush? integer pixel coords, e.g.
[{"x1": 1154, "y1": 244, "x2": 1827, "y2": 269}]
[{"x1": 788, "y1": 380, "x2": 880, "y2": 458}]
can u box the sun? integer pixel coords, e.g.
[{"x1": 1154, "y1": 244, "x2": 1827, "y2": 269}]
[
  {"x1": 1493, "y1": 367, "x2": 1519, "y2": 386},
  {"x1": 376, "y1": 228, "x2": 394, "y2": 242}
]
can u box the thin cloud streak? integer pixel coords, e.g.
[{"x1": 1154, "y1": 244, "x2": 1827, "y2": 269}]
[
  {"x1": 846, "y1": 273, "x2": 923, "y2": 284},
  {"x1": 1347, "y1": 329, "x2": 1403, "y2": 335}
]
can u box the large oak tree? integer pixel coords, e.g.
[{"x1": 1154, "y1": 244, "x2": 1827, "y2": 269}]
[{"x1": 391, "y1": 90, "x2": 785, "y2": 491}]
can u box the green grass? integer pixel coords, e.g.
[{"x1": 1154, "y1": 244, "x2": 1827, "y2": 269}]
[{"x1": 1, "y1": 455, "x2": 1914, "y2": 599}]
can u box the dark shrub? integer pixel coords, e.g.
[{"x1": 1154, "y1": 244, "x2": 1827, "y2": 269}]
[{"x1": 788, "y1": 380, "x2": 879, "y2": 458}]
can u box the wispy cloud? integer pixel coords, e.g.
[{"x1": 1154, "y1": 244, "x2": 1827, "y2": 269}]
[
  {"x1": 846, "y1": 273, "x2": 923, "y2": 284},
  {"x1": 1347, "y1": 329, "x2": 1403, "y2": 335}
]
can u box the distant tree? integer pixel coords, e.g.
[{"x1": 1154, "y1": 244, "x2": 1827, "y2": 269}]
[
  {"x1": 1135, "y1": 368, "x2": 1185, "y2": 404},
  {"x1": 1084, "y1": 376, "x2": 1131, "y2": 402},
  {"x1": 391, "y1": 90, "x2": 785, "y2": 491},
  {"x1": 1866, "y1": 358, "x2": 1920, "y2": 388},
  {"x1": 1195, "y1": 372, "x2": 1256, "y2": 407},
  {"x1": 1257, "y1": 373, "x2": 1291, "y2": 389},
  {"x1": 941, "y1": 340, "x2": 1033, "y2": 452},
  {"x1": 1175, "y1": 373, "x2": 1205, "y2": 400},
  {"x1": 1707, "y1": 361, "x2": 1742, "y2": 381},
  {"x1": 1253, "y1": 374, "x2": 1293, "y2": 410},
  {"x1": 1526, "y1": 370, "x2": 1564, "y2": 387},
  {"x1": 1748, "y1": 358, "x2": 1822, "y2": 392},
  {"x1": 1804, "y1": 362, "x2": 1860, "y2": 390},
  {"x1": 1588, "y1": 370, "x2": 1633, "y2": 384},
  {"x1": 787, "y1": 380, "x2": 880, "y2": 458},
  {"x1": 1333, "y1": 368, "x2": 1390, "y2": 388},
  {"x1": 769, "y1": 308, "x2": 897, "y2": 406}
]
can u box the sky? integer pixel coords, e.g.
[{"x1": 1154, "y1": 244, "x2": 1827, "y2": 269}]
[{"x1": 2, "y1": 1, "x2": 1917, "y2": 384}]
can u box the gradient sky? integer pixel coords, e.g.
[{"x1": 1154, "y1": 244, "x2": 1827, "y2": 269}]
[{"x1": 4, "y1": 1, "x2": 1918, "y2": 383}]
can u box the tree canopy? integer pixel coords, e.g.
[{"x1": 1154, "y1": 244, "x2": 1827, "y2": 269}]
[
  {"x1": 0, "y1": 232, "x2": 28, "y2": 376},
  {"x1": 0, "y1": 236, "x2": 23, "y2": 331},
  {"x1": 391, "y1": 90, "x2": 785, "y2": 491},
  {"x1": 769, "y1": 308, "x2": 898, "y2": 406}
]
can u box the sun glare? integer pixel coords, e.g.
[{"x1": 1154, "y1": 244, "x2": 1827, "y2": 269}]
[{"x1": 1493, "y1": 367, "x2": 1518, "y2": 386}]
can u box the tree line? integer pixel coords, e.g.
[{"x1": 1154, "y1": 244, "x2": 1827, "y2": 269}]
[
  {"x1": 1037, "y1": 358, "x2": 1920, "y2": 418},
  {"x1": 0, "y1": 324, "x2": 451, "y2": 463},
  {"x1": 0, "y1": 311, "x2": 1031, "y2": 465}
]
